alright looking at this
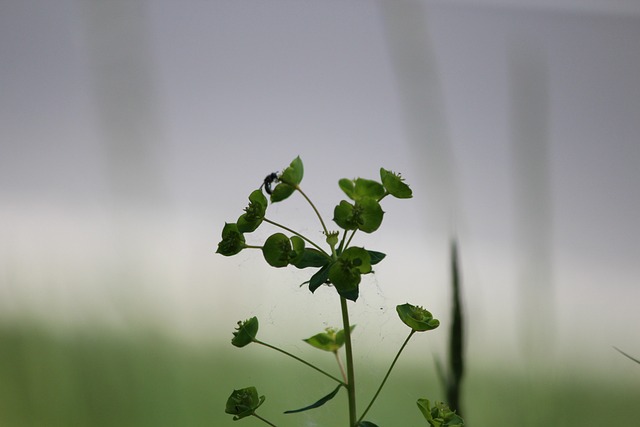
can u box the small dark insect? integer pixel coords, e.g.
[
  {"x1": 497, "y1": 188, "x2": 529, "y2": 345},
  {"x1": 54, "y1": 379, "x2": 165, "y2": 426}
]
[{"x1": 261, "y1": 172, "x2": 279, "y2": 195}]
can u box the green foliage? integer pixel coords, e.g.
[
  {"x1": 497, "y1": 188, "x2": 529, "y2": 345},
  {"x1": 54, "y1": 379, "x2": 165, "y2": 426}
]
[
  {"x1": 270, "y1": 156, "x2": 303, "y2": 203},
  {"x1": 225, "y1": 387, "x2": 265, "y2": 420},
  {"x1": 262, "y1": 233, "x2": 304, "y2": 268},
  {"x1": 215, "y1": 156, "x2": 402, "y2": 301},
  {"x1": 237, "y1": 190, "x2": 268, "y2": 233},
  {"x1": 303, "y1": 326, "x2": 355, "y2": 353},
  {"x1": 417, "y1": 399, "x2": 464, "y2": 427},
  {"x1": 329, "y1": 247, "x2": 372, "y2": 301},
  {"x1": 396, "y1": 303, "x2": 440, "y2": 332},
  {"x1": 380, "y1": 168, "x2": 413, "y2": 199},
  {"x1": 333, "y1": 198, "x2": 384, "y2": 233},
  {"x1": 231, "y1": 317, "x2": 259, "y2": 348},
  {"x1": 339, "y1": 177, "x2": 386, "y2": 201},
  {"x1": 216, "y1": 156, "x2": 458, "y2": 426},
  {"x1": 215, "y1": 223, "x2": 245, "y2": 256},
  {"x1": 292, "y1": 248, "x2": 330, "y2": 269},
  {"x1": 283, "y1": 384, "x2": 342, "y2": 414}
]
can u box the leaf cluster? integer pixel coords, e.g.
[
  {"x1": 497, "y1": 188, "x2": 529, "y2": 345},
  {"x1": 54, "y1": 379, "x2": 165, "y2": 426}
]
[{"x1": 215, "y1": 157, "x2": 412, "y2": 302}]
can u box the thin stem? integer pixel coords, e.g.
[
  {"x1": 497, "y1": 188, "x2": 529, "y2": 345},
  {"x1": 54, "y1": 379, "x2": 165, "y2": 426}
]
[
  {"x1": 340, "y1": 297, "x2": 357, "y2": 427},
  {"x1": 254, "y1": 339, "x2": 345, "y2": 386},
  {"x1": 263, "y1": 217, "x2": 330, "y2": 257},
  {"x1": 334, "y1": 350, "x2": 347, "y2": 384},
  {"x1": 344, "y1": 229, "x2": 357, "y2": 249},
  {"x1": 296, "y1": 186, "x2": 330, "y2": 236},
  {"x1": 338, "y1": 229, "x2": 348, "y2": 253},
  {"x1": 356, "y1": 330, "x2": 416, "y2": 424},
  {"x1": 252, "y1": 413, "x2": 278, "y2": 427}
]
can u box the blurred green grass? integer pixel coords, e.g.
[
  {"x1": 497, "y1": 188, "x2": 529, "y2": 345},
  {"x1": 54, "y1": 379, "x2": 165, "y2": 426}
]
[{"x1": 1, "y1": 323, "x2": 637, "y2": 427}]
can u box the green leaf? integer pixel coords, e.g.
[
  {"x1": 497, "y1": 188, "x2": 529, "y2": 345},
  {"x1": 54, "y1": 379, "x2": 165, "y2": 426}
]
[
  {"x1": 304, "y1": 330, "x2": 336, "y2": 351},
  {"x1": 357, "y1": 198, "x2": 384, "y2": 233},
  {"x1": 303, "y1": 326, "x2": 355, "y2": 352},
  {"x1": 417, "y1": 399, "x2": 464, "y2": 427},
  {"x1": 367, "y1": 250, "x2": 386, "y2": 265},
  {"x1": 340, "y1": 287, "x2": 360, "y2": 302},
  {"x1": 334, "y1": 325, "x2": 355, "y2": 347},
  {"x1": 289, "y1": 236, "x2": 305, "y2": 266},
  {"x1": 308, "y1": 263, "x2": 332, "y2": 292},
  {"x1": 380, "y1": 168, "x2": 412, "y2": 199},
  {"x1": 262, "y1": 233, "x2": 292, "y2": 268},
  {"x1": 284, "y1": 384, "x2": 342, "y2": 414},
  {"x1": 333, "y1": 200, "x2": 358, "y2": 231},
  {"x1": 355, "y1": 178, "x2": 386, "y2": 200},
  {"x1": 237, "y1": 189, "x2": 268, "y2": 233},
  {"x1": 269, "y1": 156, "x2": 304, "y2": 202},
  {"x1": 269, "y1": 182, "x2": 296, "y2": 203},
  {"x1": 231, "y1": 317, "x2": 259, "y2": 348},
  {"x1": 357, "y1": 422, "x2": 380, "y2": 427},
  {"x1": 329, "y1": 247, "x2": 371, "y2": 300},
  {"x1": 338, "y1": 178, "x2": 356, "y2": 199},
  {"x1": 292, "y1": 248, "x2": 330, "y2": 269},
  {"x1": 225, "y1": 386, "x2": 265, "y2": 420},
  {"x1": 216, "y1": 223, "x2": 245, "y2": 256},
  {"x1": 333, "y1": 198, "x2": 384, "y2": 233},
  {"x1": 339, "y1": 177, "x2": 385, "y2": 201},
  {"x1": 397, "y1": 303, "x2": 440, "y2": 332},
  {"x1": 280, "y1": 156, "x2": 304, "y2": 186}
]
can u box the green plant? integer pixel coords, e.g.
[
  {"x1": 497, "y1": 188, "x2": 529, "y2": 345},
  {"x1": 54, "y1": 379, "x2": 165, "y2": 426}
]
[{"x1": 216, "y1": 156, "x2": 464, "y2": 426}]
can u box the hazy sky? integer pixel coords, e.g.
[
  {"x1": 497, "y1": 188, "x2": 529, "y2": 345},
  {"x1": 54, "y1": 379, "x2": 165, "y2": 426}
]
[{"x1": 1, "y1": 1, "x2": 639, "y2": 368}]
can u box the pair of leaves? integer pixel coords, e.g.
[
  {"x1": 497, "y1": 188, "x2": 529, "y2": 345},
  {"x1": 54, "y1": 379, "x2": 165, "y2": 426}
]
[
  {"x1": 262, "y1": 234, "x2": 332, "y2": 269},
  {"x1": 216, "y1": 223, "x2": 245, "y2": 256},
  {"x1": 380, "y1": 168, "x2": 412, "y2": 199},
  {"x1": 269, "y1": 156, "x2": 304, "y2": 203},
  {"x1": 303, "y1": 326, "x2": 354, "y2": 352},
  {"x1": 307, "y1": 248, "x2": 385, "y2": 301},
  {"x1": 225, "y1": 387, "x2": 265, "y2": 420},
  {"x1": 231, "y1": 317, "x2": 259, "y2": 348},
  {"x1": 334, "y1": 198, "x2": 384, "y2": 233},
  {"x1": 262, "y1": 233, "x2": 305, "y2": 268},
  {"x1": 396, "y1": 303, "x2": 440, "y2": 332},
  {"x1": 335, "y1": 177, "x2": 384, "y2": 233},
  {"x1": 237, "y1": 189, "x2": 268, "y2": 233},
  {"x1": 417, "y1": 399, "x2": 464, "y2": 427}
]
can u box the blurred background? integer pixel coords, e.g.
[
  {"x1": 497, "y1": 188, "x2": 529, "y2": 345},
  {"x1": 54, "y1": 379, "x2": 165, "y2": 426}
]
[{"x1": 1, "y1": 0, "x2": 639, "y2": 425}]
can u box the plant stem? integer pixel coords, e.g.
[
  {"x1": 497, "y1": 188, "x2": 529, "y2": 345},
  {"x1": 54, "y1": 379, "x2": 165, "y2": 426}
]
[
  {"x1": 253, "y1": 339, "x2": 345, "y2": 386},
  {"x1": 357, "y1": 330, "x2": 416, "y2": 424},
  {"x1": 334, "y1": 350, "x2": 347, "y2": 384},
  {"x1": 340, "y1": 297, "x2": 357, "y2": 427},
  {"x1": 296, "y1": 186, "x2": 330, "y2": 237},
  {"x1": 338, "y1": 230, "x2": 348, "y2": 252},
  {"x1": 344, "y1": 229, "x2": 357, "y2": 249},
  {"x1": 252, "y1": 413, "x2": 278, "y2": 426},
  {"x1": 263, "y1": 217, "x2": 330, "y2": 257}
]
